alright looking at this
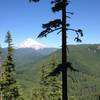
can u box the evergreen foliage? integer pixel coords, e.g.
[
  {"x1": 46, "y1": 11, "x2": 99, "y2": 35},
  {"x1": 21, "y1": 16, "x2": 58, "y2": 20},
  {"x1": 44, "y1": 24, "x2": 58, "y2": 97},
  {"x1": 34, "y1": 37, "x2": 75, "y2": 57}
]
[
  {"x1": 0, "y1": 31, "x2": 19, "y2": 100},
  {"x1": 31, "y1": 55, "x2": 62, "y2": 100},
  {"x1": 48, "y1": 55, "x2": 62, "y2": 100},
  {"x1": 1, "y1": 44, "x2": 100, "y2": 99}
]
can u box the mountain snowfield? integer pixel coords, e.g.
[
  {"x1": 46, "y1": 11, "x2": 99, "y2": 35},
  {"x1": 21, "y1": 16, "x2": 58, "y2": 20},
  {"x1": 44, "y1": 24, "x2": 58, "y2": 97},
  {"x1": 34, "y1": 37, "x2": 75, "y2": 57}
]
[{"x1": 17, "y1": 38, "x2": 50, "y2": 50}]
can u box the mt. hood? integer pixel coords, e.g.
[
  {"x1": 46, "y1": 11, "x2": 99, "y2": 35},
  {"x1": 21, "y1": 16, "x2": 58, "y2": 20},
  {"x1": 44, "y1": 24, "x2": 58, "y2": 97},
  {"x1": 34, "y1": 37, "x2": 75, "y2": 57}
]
[{"x1": 17, "y1": 38, "x2": 48, "y2": 50}]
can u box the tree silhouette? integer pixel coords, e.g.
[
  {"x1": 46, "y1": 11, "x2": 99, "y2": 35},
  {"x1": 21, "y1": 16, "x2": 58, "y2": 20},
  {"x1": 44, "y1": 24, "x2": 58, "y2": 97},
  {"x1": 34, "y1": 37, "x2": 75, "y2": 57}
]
[
  {"x1": 0, "y1": 31, "x2": 19, "y2": 100},
  {"x1": 29, "y1": 0, "x2": 83, "y2": 100}
]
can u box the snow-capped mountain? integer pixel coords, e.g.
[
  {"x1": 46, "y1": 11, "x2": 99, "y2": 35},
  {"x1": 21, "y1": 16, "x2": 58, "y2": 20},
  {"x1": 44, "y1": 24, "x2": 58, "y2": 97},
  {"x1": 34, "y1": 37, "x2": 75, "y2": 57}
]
[{"x1": 17, "y1": 38, "x2": 49, "y2": 50}]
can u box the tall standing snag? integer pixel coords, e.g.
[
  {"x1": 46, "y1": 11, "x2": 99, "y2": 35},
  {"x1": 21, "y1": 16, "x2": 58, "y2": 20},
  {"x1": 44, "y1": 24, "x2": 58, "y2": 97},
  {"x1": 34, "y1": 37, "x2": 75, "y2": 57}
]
[
  {"x1": 61, "y1": 0, "x2": 67, "y2": 99},
  {"x1": 29, "y1": 0, "x2": 83, "y2": 100}
]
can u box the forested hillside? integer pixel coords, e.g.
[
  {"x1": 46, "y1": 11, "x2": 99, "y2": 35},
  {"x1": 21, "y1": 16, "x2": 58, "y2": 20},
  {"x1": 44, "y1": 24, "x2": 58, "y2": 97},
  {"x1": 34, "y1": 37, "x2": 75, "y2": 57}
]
[{"x1": 1, "y1": 44, "x2": 100, "y2": 100}]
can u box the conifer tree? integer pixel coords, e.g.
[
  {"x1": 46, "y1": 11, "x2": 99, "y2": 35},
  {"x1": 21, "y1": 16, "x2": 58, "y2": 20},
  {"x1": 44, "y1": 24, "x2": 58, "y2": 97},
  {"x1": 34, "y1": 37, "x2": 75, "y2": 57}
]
[
  {"x1": 40, "y1": 64, "x2": 49, "y2": 100},
  {"x1": 31, "y1": 65, "x2": 49, "y2": 100},
  {"x1": 0, "y1": 46, "x2": 3, "y2": 76},
  {"x1": 0, "y1": 46, "x2": 3, "y2": 100},
  {"x1": 48, "y1": 55, "x2": 62, "y2": 100},
  {"x1": 37, "y1": 56, "x2": 61, "y2": 100},
  {"x1": 31, "y1": 87, "x2": 41, "y2": 100},
  {"x1": 29, "y1": 0, "x2": 83, "y2": 100},
  {"x1": 0, "y1": 31, "x2": 19, "y2": 100}
]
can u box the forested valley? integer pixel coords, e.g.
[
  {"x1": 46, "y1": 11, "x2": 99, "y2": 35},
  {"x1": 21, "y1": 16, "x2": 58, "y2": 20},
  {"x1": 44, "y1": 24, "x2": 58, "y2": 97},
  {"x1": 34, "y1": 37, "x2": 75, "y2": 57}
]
[{"x1": 0, "y1": 0, "x2": 100, "y2": 100}]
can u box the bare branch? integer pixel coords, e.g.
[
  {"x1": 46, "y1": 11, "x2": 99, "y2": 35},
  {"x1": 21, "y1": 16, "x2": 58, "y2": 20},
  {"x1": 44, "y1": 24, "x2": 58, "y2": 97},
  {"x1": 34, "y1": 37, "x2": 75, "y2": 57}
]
[
  {"x1": 29, "y1": 0, "x2": 39, "y2": 2},
  {"x1": 57, "y1": 30, "x2": 62, "y2": 34},
  {"x1": 67, "y1": 28, "x2": 83, "y2": 42},
  {"x1": 67, "y1": 12, "x2": 74, "y2": 15}
]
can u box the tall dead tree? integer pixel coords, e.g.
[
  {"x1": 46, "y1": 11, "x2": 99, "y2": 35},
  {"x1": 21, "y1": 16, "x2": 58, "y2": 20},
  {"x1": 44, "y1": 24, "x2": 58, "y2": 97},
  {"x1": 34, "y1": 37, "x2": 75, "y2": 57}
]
[
  {"x1": 61, "y1": 0, "x2": 67, "y2": 99},
  {"x1": 29, "y1": 0, "x2": 83, "y2": 100}
]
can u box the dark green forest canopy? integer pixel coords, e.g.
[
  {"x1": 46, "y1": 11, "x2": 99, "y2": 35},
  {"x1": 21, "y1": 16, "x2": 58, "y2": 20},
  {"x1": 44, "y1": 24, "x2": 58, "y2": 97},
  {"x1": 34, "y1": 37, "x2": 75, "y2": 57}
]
[{"x1": 1, "y1": 44, "x2": 100, "y2": 100}]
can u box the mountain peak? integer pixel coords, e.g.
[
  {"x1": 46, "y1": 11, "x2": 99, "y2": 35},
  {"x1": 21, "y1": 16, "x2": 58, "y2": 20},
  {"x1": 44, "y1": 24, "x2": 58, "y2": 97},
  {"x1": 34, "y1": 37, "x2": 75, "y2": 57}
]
[{"x1": 17, "y1": 38, "x2": 48, "y2": 50}]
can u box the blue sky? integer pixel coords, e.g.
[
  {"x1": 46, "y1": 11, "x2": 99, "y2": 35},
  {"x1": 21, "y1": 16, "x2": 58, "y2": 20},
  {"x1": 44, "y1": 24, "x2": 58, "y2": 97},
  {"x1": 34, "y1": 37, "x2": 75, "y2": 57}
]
[{"x1": 0, "y1": 0, "x2": 100, "y2": 47}]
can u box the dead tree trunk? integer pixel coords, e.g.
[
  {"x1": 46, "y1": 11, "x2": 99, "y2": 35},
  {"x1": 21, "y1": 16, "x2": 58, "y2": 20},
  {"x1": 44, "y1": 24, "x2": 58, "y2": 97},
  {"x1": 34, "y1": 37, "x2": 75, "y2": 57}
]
[{"x1": 62, "y1": 0, "x2": 68, "y2": 100}]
